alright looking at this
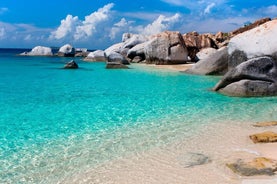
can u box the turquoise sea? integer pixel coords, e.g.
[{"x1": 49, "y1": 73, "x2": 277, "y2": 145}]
[{"x1": 0, "y1": 48, "x2": 277, "y2": 183}]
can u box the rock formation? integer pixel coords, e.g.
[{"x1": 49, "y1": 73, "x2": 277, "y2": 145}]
[
  {"x1": 58, "y1": 44, "x2": 75, "y2": 57},
  {"x1": 227, "y1": 157, "x2": 277, "y2": 176},
  {"x1": 213, "y1": 56, "x2": 277, "y2": 97},
  {"x1": 228, "y1": 19, "x2": 277, "y2": 69},
  {"x1": 64, "y1": 60, "x2": 78, "y2": 69},
  {"x1": 20, "y1": 46, "x2": 53, "y2": 56},
  {"x1": 185, "y1": 47, "x2": 228, "y2": 75},
  {"x1": 231, "y1": 17, "x2": 271, "y2": 36},
  {"x1": 127, "y1": 42, "x2": 146, "y2": 63},
  {"x1": 183, "y1": 31, "x2": 218, "y2": 62},
  {"x1": 105, "y1": 51, "x2": 129, "y2": 69},
  {"x1": 84, "y1": 50, "x2": 106, "y2": 62},
  {"x1": 249, "y1": 131, "x2": 277, "y2": 143},
  {"x1": 144, "y1": 31, "x2": 188, "y2": 65}
]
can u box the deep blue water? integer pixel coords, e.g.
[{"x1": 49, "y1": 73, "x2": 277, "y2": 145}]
[{"x1": 0, "y1": 48, "x2": 277, "y2": 183}]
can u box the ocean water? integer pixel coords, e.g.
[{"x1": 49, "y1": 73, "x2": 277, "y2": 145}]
[{"x1": 0, "y1": 49, "x2": 277, "y2": 183}]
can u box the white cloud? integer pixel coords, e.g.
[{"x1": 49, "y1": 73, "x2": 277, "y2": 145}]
[
  {"x1": 0, "y1": 7, "x2": 8, "y2": 14},
  {"x1": 161, "y1": 0, "x2": 184, "y2": 6},
  {"x1": 0, "y1": 28, "x2": 6, "y2": 39},
  {"x1": 109, "y1": 18, "x2": 131, "y2": 39},
  {"x1": 74, "y1": 3, "x2": 114, "y2": 40},
  {"x1": 141, "y1": 13, "x2": 181, "y2": 35},
  {"x1": 204, "y1": 3, "x2": 215, "y2": 14},
  {"x1": 50, "y1": 3, "x2": 114, "y2": 41},
  {"x1": 50, "y1": 15, "x2": 80, "y2": 40}
]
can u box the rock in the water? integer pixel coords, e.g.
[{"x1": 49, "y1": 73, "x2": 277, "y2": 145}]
[
  {"x1": 253, "y1": 121, "x2": 277, "y2": 127},
  {"x1": 227, "y1": 157, "x2": 277, "y2": 176},
  {"x1": 58, "y1": 44, "x2": 75, "y2": 57},
  {"x1": 127, "y1": 42, "x2": 146, "y2": 62},
  {"x1": 106, "y1": 62, "x2": 129, "y2": 69},
  {"x1": 177, "y1": 152, "x2": 211, "y2": 168},
  {"x1": 84, "y1": 50, "x2": 106, "y2": 62},
  {"x1": 228, "y1": 19, "x2": 277, "y2": 69},
  {"x1": 213, "y1": 56, "x2": 277, "y2": 97},
  {"x1": 249, "y1": 131, "x2": 277, "y2": 143},
  {"x1": 185, "y1": 47, "x2": 228, "y2": 75},
  {"x1": 64, "y1": 60, "x2": 78, "y2": 69},
  {"x1": 144, "y1": 31, "x2": 188, "y2": 65},
  {"x1": 104, "y1": 42, "x2": 124, "y2": 56},
  {"x1": 106, "y1": 51, "x2": 129, "y2": 65},
  {"x1": 20, "y1": 46, "x2": 53, "y2": 56}
]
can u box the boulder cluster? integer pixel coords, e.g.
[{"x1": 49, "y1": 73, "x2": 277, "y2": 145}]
[{"x1": 21, "y1": 17, "x2": 277, "y2": 96}]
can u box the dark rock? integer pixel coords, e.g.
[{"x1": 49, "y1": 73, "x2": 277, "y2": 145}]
[
  {"x1": 185, "y1": 47, "x2": 228, "y2": 75},
  {"x1": 64, "y1": 60, "x2": 78, "y2": 69},
  {"x1": 213, "y1": 56, "x2": 277, "y2": 97},
  {"x1": 106, "y1": 62, "x2": 129, "y2": 69},
  {"x1": 228, "y1": 50, "x2": 248, "y2": 70},
  {"x1": 227, "y1": 157, "x2": 277, "y2": 176},
  {"x1": 177, "y1": 152, "x2": 211, "y2": 168}
]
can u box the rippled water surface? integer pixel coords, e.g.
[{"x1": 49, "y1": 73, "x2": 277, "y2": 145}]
[{"x1": 0, "y1": 49, "x2": 277, "y2": 183}]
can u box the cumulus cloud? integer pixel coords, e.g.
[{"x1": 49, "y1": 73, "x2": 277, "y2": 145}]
[
  {"x1": 50, "y1": 3, "x2": 114, "y2": 41},
  {"x1": 50, "y1": 15, "x2": 80, "y2": 40},
  {"x1": 74, "y1": 3, "x2": 114, "y2": 40},
  {"x1": 141, "y1": 13, "x2": 181, "y2": 35},
  {"x1": 109, "y1": 18, "x2": 131, "y2": 39}
]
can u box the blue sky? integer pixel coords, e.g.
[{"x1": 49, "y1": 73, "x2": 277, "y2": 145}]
[{"x1": 0, "y1": 0, "x2": 276, "y2": 49}]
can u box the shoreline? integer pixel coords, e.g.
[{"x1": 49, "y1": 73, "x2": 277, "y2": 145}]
[
  {"x1": 63, "y1": 120, "x2": 277, "y2": 184},
  {"x1": 131, "y1": 63, "x2": 195, "y2": 72}
]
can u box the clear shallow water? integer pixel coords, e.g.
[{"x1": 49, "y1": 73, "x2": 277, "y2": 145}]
[{"x1": 0, "y1": 49, "x2": 277, "y2": 183}]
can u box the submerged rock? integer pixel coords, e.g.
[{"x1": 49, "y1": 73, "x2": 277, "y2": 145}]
[
  {"x1": 106, "y1": 62, "x2": 129, "y2": 69},
  {"x1": 213, "y1": 56, "x2": 277, "y2": 97},
  {"x1": 249, "y1": 131, "x2": 277, "y2": 143},
  {"x1": 177, "y1": 152, "x2": 211, "y2": 168},
  {"x1": 253, "y1": 121, "x2": 277, "y2": 127},
  {"x1": 227, "y1": 157, "x2": 277, "y2": 176},
  {"x1": 64, "y1": 60, "x2": 78, "y2": 69}
]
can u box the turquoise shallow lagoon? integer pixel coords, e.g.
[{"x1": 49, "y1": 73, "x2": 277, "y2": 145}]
[{"x1": 0, "y1": 49, "x2": 277, "y2": 183}]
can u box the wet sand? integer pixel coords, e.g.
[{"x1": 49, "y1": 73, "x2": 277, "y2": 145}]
[{"x1": 62, "y1": 121, "x2": 277, "y2": 184}]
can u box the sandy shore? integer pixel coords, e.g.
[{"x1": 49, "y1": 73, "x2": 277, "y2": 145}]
[
  {"x1": 61, "y1": 120, "x2": 277, "y2": 184},
  {"x1": 132, "y1": 63, "x2": 195, "y2": 72},
  {"x1": 60, "y1": 63, "x2": 277, "y2": 183}
]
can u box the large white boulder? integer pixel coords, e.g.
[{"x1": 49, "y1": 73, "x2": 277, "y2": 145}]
[
  {"x1": 104, "y1": 42, "x2": 124, "y2": 56},
  {"x1": 123, "y1": 34, "x2": 149, "y2": 49},
  {"x1": 228, "y1": 19, "x2": 277, "y2": 69},
  {"x1": 144, "y1": 31, "x2": 189, "y2": 64},
  {"x1": 58, "y1": 44, "x2": 75, "y2": 57},
  {"x1": 84, "y1": 50, "x2": 106, "y2": 62},
  {"x1": 20, "y1": 46, "x2": 53, "y2": 56}
]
